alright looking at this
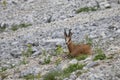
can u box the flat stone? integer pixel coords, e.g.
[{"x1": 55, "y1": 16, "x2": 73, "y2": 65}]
[
  {"x1": 69, "y1": 59, "x2": 78, "y2": 65},
  {"x1": 85, "y1": 62, "x2": 99, "y2": 69}
]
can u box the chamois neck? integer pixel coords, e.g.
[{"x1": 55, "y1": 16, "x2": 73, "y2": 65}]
[{"x1": 67, "y1": 41, "x2": 75, "y2": 53}]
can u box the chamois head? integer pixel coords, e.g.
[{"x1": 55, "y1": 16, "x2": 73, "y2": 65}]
[{"x1": 64, "y1": 29, "x2": 73, "y2": 45}]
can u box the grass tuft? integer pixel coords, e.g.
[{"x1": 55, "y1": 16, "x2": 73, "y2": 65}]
[
  {"x1": 23, "y1": 73, "x2": 41, "y2": 80},
  {"x1": 43, "y1": 56, "x2": 51, "y2": 64},
  {"x1": 43, "y1": 63, "x2": 85, "y2": 80},
  {"x1": 0, "y1": 67, "x2": 7, "y2": 72},
  {"x1": 85, "y1": 35, "x2": 93, "y2": 46},
  {"x1": 20, "y1": 44, "x2": 33, "y2": 65},
  {"x1": 11, "y1": 25, "x2": 19, "y2": 31},
  {"x1": 11, "y1": 23, "x2": 32, "y2": 31},
  {"x1": 55, "y1": 45, "x2": 64, "y2": 55},
  {"x1": 76, "y1": 7, "x2": 97, "y2": 13},
  {"x1": 41, "y1": 49, "x2": 51, "y2": 65},
  {"x1": 76, "y1": 54, "x2": 88, "y2": 60},
  {"x1": 93, "y1": 48, "x2": 106, "y2": 61},
  {"x1": 20, "y1": 57, "x2": 28, "y2": 65},
  {"x1": 2, "y1": 0, "x2": 7, "y2": 9},
  {"x1": 55, "y1": 57, "x2": 62, "y2": 65},
  {"x1": 0, "y1": 24, "x2": 6, "y2": 32},
  {"x1": 63, "y1": 64, "x2": 85, "y2": 75},
  {"x1": 22, "y1": 44, "x2": 33, "y2": 57},
  {"x1": 43, "y1": 70, "x2": 61, "y2": 80}
]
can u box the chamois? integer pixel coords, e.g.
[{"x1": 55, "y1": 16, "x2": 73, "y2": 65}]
[{"x1": 64, "y1": 29, "x2": 92, "y2": 57}]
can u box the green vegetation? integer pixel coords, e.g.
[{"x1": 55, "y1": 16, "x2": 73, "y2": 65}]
[
  {"x1": 10, "y1": 64, "x2": 16, "y2": 69},
  {"x1": 43, "y1": 56, "x2": 51, "y2": 64},
  {"x1": 19, "y1": 23, "x2": 32, "y2": 28},
  {"x1": 20, "y1": 57, "x2": 28, "y2": 65},
  {"x1": 0, "y1": 67, "x2": 7, "y2": 72},
  {"x1": 55, "y1": 45, "x2": 64, "y2": 55},
  {"x1": 11, "y1": 23, "x2": 32, "y2": 31},
  {"x1": 22, "y1": 44, "x2": 33, "y2": 57},
  {"x1": 0, "y1": 27, "x2": 6, "y2": 32},
  {"x1": 41, "y1": 49, "x2": 51, "y2": 64},
  {"x1": 3, "y1": 0, "x2": 7, "y2": 6},
  {"x1": 85, "y1": 35, "x2": 93, "y2": 46},
  {"x1": 93, "y1": 48, "x2": 106, "y2": 61},
  {"x1": 76, "y1": 54, "x2": 88, "y2": 60},
  {"x1": 76, "y1": 7, "x2": 97, "y2": 13},
  {"x1": 76, "y1": 70, "x2": 88, "y2": 77},
  {"x1": 43, "y1": 63, "x2": 85, "y2": 80},
  {"x1": 43, "y1": 70, "x2": 61, "y2": 80},
  {"x1": 55, "y1": 57, "x2": 62, "y2": 65},
  {"x1": 42, "y1": 49, "x2": 47, "y2": 56},
  {"x1": 21, "y1": 44, "x2": 33, "y2": 65},
  {"x1": 23, "y1": 73, "x2": 41, "y2": 80},
  {"x1": 0, "y1": 25, "x2": 6, "y2": 32},
  {"x1": 67, "y1": 53, "x2": 88, "y2": 60},
  {"x1": 11, "y1": 25, "x2": 18, "y2": 31},
  {"x1": 2, "y1": 0, "x2": 7, "y2": 9},
  {"x1": 93, "y1": 53, "x2": 106, "y2": 61},
  {"x1": 49, "y1": 45, "x2": 64, "y2": 56},
  {"x1": 63, "y1": 64, "x2": 85, "y2": 76}
]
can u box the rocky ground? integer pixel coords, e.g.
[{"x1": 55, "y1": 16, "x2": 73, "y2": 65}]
[{"x1": 0, "y1": 0, "x2": 120, "y2": 80}]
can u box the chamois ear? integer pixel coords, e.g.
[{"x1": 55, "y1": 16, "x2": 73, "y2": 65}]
[
  {"x1": 64, "y1": 29, "x2": 67, "y2": 37},
  {"x1": 69, "y1": 29, "x2": 73, "y2": 36}
]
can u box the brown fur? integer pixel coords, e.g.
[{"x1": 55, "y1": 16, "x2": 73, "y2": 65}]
[{"x1": 64, "y1": 29, "x2": 92, "y2": 57}]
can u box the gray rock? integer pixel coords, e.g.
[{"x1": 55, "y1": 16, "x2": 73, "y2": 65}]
[
  {"x1": 44, "y1": 15, "x2": 52, "y2": 23},
  {"x1": 69, "y1": 59, "x2": 78, "y2": 65},
  {"x1": 32, "y1": 50, "x2": 42, "y2": 57},
  {"x1": 85, "y1": 62, "x2": 99, "y2": 69},
  {"x1": 44, "y1": 38, "x2": 65, "y2": 49},
  {"x1": 76, "y1": 78, "x2": 82, "y2": 80},
  {"x1": 33, "y1": 42, "x2": 39, "y2": 46},
  {"x1": 57, "y1": 61, "x2": 69, "y2": 70},
  {"x1": 99, "y1": 1, "x2": 111, "y2": 9},
  {"x1": 19, "y1": 66, "x2": 41, "y2": 77},
  {"x1": 51, "y1": 31, "x2": 64, "y2": 38},
  {"x1": 39, "y1": 54, "x2": 51, "y2": 65},
  {"x1": 116, "y1": 29, "x2": 120, "y2": 33},
  {"x1": 27, "y1": 0, "x2": 34, "y2": 3},
  {"x1": 32, "y1": 47, "x2": 38, "y2": 52},
  {"x1": 69, "y1": 73, "x2": 77, "y2": 80},
  {"x1": 39, "y1": 58, "x2": 45, "y2": 65},
  {"x1": 101, "y1": 32, "x2": 106, "y2": 38},
  {"x1": 10, "y1": 50, "x2": 22, "y2": 58},
  {"x1": 104, "y1": 3, "x2": 111, "y2": 8},
  {"x1": 11, "y1": 41, "x2": 19, "y2": 45},
  {"x1": 63, "y1": 78, "x2": 69, "y2": 80},
  {"x1": 108, "y1": 25, "x2": 118, "y2": 31}
]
